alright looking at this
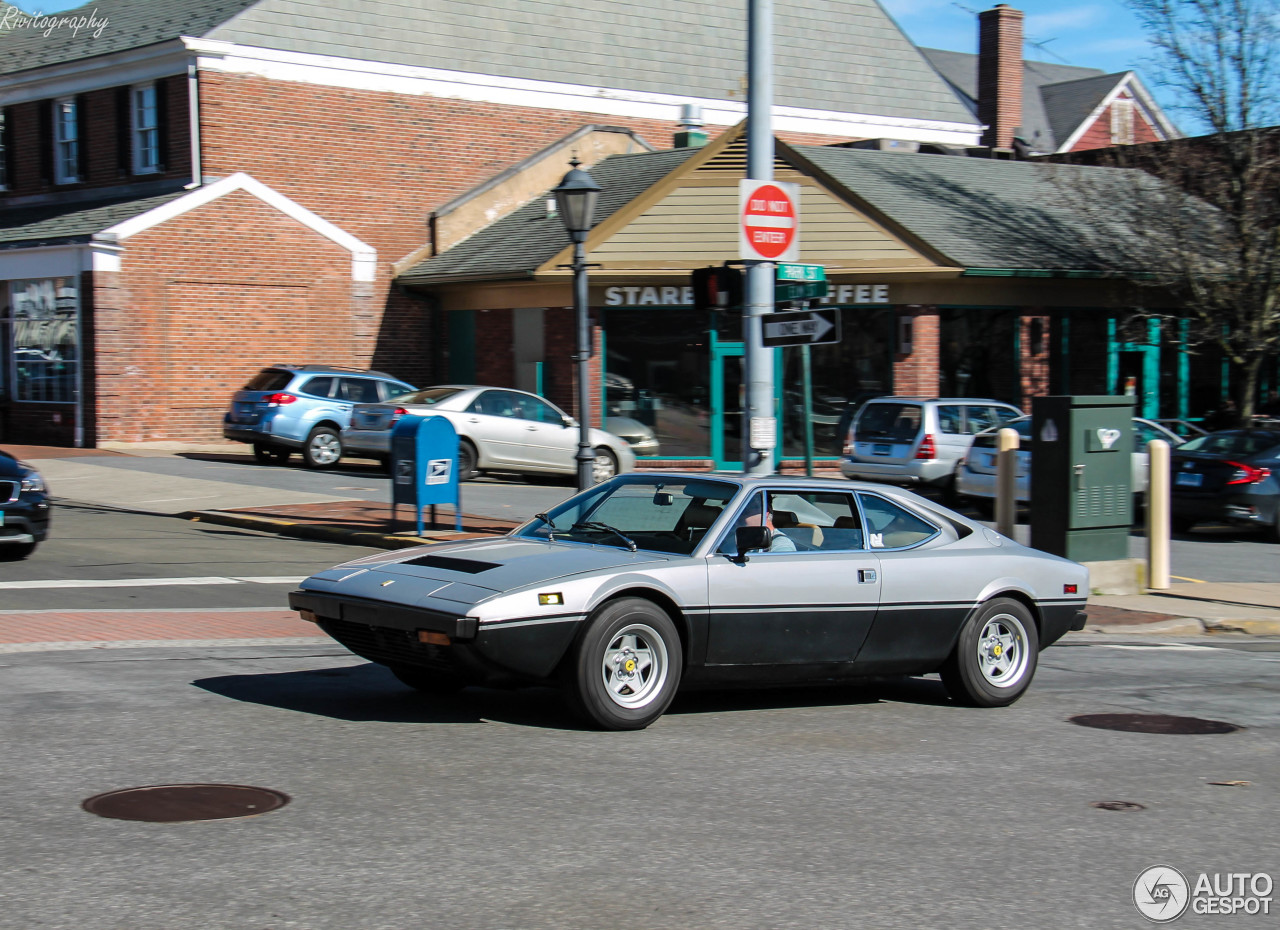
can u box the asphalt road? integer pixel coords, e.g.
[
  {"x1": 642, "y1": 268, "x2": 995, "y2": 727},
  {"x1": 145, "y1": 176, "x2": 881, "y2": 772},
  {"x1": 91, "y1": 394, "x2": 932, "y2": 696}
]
[{"x1": 2, "y1": 636, "x2": 1276, "y2": 929}]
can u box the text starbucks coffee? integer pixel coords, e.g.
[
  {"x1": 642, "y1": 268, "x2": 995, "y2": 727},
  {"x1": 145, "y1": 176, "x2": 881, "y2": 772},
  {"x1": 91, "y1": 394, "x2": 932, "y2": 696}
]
[{"x1": 602, "y1": 284, "x2": 891, "y2": 306}]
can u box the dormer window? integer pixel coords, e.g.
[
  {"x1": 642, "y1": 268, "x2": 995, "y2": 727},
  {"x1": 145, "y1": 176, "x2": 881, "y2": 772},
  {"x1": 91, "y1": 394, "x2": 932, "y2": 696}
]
[
  {"x1": 54, "y1": 97, "x2": 80, "y2": 184},
  {"x1": 132, "y1": 83, "x2": 159, "y2": 174}
]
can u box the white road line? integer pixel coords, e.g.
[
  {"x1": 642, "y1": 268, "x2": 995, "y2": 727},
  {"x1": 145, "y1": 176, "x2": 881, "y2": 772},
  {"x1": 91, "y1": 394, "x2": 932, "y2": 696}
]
[
  {"x1": 0, "y1": 637, "x2": 333, "y2": 654},
  {"x1": 0, "y1": 576, "x2": 304, "y2": 591}
]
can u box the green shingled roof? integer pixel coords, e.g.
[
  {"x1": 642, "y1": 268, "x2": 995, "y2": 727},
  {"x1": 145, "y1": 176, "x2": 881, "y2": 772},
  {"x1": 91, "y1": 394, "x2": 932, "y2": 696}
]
[
  {"x1": 0, "y1": 188, "x2": 188, "y2": 248},
  {"x1": 399, "y1": 147, "x2": 699, "y2": 284}
]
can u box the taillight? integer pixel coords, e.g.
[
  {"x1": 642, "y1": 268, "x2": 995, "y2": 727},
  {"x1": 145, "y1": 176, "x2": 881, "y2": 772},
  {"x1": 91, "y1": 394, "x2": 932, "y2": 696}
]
[
  {"x1": 914, "y1": 433, "x2": 936, "y2": 460},
  {"x1": 263, "y1": 393, "x2": 297, "y2": 405},
  {"x1": 1225, "y1": 461, "x2": 1271, "y2": 485},
  {"x1": 389, "y1": 407, "x2": 409, "y2": 423}
]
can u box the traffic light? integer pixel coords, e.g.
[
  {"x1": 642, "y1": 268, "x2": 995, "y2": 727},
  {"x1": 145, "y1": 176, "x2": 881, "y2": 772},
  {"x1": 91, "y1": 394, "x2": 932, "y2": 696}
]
[{"x1": 691, "y1": 264, "x2": 743, "y2": 313}]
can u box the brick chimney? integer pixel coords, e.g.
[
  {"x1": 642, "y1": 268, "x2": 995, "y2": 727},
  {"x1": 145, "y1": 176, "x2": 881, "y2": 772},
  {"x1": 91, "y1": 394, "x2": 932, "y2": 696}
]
[{"x1": 978, "y1": 4, "x2": 1023, "y2": 149}]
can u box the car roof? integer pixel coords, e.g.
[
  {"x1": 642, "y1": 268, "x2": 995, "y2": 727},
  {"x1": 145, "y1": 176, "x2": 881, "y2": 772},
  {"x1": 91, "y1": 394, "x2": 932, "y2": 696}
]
[
  {"x1": 267, "y1": 364, "x2": 404, "y2": 380},
  {"x1": 861, "y1": 396, "x2": 1018, "y2": 404}
]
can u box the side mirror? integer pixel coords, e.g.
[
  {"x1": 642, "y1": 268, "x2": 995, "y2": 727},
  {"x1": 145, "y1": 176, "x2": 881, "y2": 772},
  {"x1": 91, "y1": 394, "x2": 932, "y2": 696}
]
[
  {"x1": 734, "y1": 525, "x2": 771, "y2": 561},
  {"x1": 562, "y1": 416, "x2": 577, "y2": 428}
]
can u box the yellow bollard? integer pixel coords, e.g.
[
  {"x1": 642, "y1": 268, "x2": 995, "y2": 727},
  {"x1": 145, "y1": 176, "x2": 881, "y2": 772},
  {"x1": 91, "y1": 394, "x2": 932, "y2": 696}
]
[
  {"x1": 995, "y1": 427, "x2": 1019, "y2": 538},
  {"x1": 1147, "y1": 439, "x2": 1171, "y2": 589}
]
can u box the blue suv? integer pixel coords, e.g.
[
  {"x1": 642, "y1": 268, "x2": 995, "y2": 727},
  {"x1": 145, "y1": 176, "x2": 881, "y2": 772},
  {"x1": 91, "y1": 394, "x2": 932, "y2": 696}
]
[{"x1": 223, "y1": 365, "x2": 415, "y2": 468}]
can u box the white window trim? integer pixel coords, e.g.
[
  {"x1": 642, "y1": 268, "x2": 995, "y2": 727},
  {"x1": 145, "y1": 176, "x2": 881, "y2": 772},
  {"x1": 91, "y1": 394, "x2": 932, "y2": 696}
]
[
  {"x1": 53, "y1": 95, "x2": 79, "y2": 185},
  {"x1": 131, "y1": 81, "x2": 160, "y2": 175}
]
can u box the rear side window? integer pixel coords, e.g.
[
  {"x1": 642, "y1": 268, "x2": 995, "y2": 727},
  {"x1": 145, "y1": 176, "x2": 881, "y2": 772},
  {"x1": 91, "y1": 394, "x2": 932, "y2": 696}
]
[
  {"x1": 857, "y1": 494, "x2": 938, "y2": 549},
  {"x1": 857, "y1": 403, "x2": 921, "y2": 441},
  {"x1": 337, "y1": 378, "x2": 380, "y2": 403},
  {"x1": 243, "y1": 369, "x2": 293, "y2": 391},
  {"x1": 299, "y1": 376, "x2": 335, "y2": 397},
  {"x1": 935, "y1": 405, "x2": 963, "y2": 434},
  {"x1": 378, "y1": 381, "x2": 415, "y2": 401}
]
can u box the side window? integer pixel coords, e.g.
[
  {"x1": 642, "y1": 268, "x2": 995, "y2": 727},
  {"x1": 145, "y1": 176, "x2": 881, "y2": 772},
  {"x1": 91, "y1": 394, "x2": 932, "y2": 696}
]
[
  {"x1": 935, "y1": 405, "x2": 963, "y2": 434},
  {"x1": 299, "y1": 376, "x2": 334, "y2": 397},
  {"x1": 469, "y1": 390, "x2": 517, "y2": 417},
  {"x1": 857, "y1": 494, "x2": 939, "y2": 549},
  {"x1": 965, "y1": 405, "x2": 998, "y2": 434},
  {"x1": 521, "y1": 396, "x2": 564, "y2": 424},
  {"x1": 994, "y1": 406, "x2": 1021, "y2": 425},
  {"x1": 338, "y1": 378, "x2": 380, "y2": 403}
]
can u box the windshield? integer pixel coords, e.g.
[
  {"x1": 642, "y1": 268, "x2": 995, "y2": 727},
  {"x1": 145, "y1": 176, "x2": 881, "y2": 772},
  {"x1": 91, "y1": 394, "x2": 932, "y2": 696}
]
[
  {"x1": 515, "y1": 475, "x2": 740, "y2": 554},
  {"x1": 390, "y1": 387, "x2": 465, "y2": 405}
]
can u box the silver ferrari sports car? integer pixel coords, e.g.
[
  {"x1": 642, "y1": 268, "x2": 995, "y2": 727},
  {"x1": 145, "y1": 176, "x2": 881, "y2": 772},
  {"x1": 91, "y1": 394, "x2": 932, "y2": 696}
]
[{"x1": 289, "y1": 473, "x2": 1089, "y2": 730}]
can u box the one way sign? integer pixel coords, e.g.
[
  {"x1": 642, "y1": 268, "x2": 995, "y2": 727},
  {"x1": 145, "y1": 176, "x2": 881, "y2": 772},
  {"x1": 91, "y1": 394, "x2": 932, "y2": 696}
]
[{"x1": 760, "y1": 308, "x2": 841, "y2": 347}]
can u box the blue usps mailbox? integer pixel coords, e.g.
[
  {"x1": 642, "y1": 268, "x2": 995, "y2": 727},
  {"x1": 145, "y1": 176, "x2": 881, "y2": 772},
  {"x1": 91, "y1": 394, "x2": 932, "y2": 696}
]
[{"x1": 390, "y1": 415, "x2": 461, "y2": 535}]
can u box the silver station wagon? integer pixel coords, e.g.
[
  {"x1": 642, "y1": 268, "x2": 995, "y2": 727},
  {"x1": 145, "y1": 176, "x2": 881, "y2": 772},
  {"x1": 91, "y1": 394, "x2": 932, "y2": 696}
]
[{"x1": 290, "y1": 473, "x2": 1089, "y2": 730}]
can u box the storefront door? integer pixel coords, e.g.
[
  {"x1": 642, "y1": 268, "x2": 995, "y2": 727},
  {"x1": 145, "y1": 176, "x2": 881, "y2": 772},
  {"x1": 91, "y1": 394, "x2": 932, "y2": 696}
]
[{"x1": 710, "y1": 340, "x2": 743, "y2": 469}]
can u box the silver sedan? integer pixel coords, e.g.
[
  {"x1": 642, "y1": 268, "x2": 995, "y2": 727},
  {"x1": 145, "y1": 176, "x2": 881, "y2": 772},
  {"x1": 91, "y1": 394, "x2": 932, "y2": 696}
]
[
  {"x1": 342, "y1": 385, "x2": 636, "y2": 483},
  {"x1": 290, "y1": 473, "x2": 1089, "y2": 730}
]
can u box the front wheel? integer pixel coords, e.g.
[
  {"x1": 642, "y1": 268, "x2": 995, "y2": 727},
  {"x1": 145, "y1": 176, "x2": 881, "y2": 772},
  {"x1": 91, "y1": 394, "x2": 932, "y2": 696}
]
[
  {"x1": 591, "y1": 447, "x2": 619, "y2": 484},
  {"x1": 457, "y1": 439, "x2": 479, "y2": 480},
  {"x1": 302, "y1": 426, "x2": 342, "y2": 469},
  {"x1": 563, "y1": 598, "x2": 682, "y2": 730},
  {"x1": 940, "y1": 597, "x2": 1039, "y2": 707}
]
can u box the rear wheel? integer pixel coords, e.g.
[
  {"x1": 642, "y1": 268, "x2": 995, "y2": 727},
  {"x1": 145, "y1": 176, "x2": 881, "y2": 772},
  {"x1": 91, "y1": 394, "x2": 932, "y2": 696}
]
[
  {"x1": 1172, "y1": 516, "x2": 1195, "y2": 535},
  {"x1": 457, "y1": 439, "x2": 479, "y2": 480},
  {"x1": 252, "y1": 443, "x2": 290, "y2": 465},
  {"x1": 389, "y1": 664, "x2": 467, "y2": 695},
  {"x1": 563, "y1": 598, "x2": 682, "y2": 730},
  {"x1": 591, "y1": 447, "x2": 619, "y2": 484},
  {"x1": 940, "y1": 597, "x2": 1039, "y2": 707},
  {"x1": 302, "y1": 426, "x2": 342, "y2": 469}
]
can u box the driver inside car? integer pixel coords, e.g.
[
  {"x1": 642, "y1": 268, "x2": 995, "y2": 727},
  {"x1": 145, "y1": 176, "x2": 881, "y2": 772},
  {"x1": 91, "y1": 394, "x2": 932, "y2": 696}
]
[{"x1": 734, "y1": 495, "x2": 798, "y2": 552}]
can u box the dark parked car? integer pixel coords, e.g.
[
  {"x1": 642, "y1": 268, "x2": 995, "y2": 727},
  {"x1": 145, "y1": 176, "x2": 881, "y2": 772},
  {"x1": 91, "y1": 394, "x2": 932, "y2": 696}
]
[
  {"x1": 0, "y1": 450, "x2": 51, "y2": 559},
  {"x1": 1170, "y1": 430, "x2": 1280, "y2": 540}
]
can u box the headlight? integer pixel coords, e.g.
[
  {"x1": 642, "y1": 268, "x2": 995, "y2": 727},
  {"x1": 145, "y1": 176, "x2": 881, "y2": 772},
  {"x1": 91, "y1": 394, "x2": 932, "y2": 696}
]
[{"x1": 19, "y1": 465, "x2": 46, "y2": 493}]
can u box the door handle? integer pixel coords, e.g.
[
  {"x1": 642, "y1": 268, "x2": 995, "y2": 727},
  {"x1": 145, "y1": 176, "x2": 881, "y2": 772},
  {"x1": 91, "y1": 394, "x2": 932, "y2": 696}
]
[
  {"x1": 468, "y1": 417, "x2": 480, "y2": 423},
  {"x1": 1073, "y1": 464, "x2": 1086, "y2": 490},
  {"x1": 858, "y1": 569, "x2": 877, "y2": 583},
  {"x1": 526, "y1": 426, "x2": 538, "y2": 431}
]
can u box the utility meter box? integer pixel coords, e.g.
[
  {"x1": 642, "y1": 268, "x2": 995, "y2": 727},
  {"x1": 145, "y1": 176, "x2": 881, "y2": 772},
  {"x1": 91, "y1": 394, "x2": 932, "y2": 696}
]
[{"x1": 1030, "y1": 395, "x2": 1133, "y2": 562}]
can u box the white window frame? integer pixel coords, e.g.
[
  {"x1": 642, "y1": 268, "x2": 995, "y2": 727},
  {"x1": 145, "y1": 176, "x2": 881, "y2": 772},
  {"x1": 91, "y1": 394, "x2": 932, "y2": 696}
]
[
  {"x1": 53, "y1": 97, "x2": 80, "y2": 185},
  {"x1": 1110, "y1": 97, "x2": 1135, "y2": 146},
  {"x1": 131, "y1": 82, "x2": 159, "y2": 175}
]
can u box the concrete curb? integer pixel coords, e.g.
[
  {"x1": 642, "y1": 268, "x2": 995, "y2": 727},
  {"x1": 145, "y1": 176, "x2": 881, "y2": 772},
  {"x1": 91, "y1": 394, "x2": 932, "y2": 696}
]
[{"x1": 1081, "y1": 618, "x2": 1207, "y2": 636}]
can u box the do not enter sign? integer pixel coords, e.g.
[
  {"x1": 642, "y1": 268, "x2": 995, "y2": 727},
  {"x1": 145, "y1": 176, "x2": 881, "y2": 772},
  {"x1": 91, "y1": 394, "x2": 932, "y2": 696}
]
[{"x1": 739, "y1": 179, "x2": 800, "y2": 262}]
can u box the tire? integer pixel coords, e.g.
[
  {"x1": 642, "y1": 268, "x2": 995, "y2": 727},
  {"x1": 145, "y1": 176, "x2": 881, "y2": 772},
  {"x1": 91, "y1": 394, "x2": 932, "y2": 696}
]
[
  {"x1": 591, "y1": 447, "x2": 619, "y2": 485},
  {"x1": 389, "y1": 664, "x2": 467, "y2": 695},
  {"x1": 563, "y1": 598, "x2": 682, "y2": 730},
  {"x1": 1172, "y1": 516, "x2": 1195, "y2": 535},
  {"x1": 252, "y1": 443, "x2": 290, "y2": 465},
  {"x1": 940, "y1": 597, "x2": 1039, "y2": 707},
  {"x1": 0, "y1": 541, "x2": 37, "y2": 560},
  {"x1": 457, "y1": 439, "x2": 479, "y2": 480},
  {"x1": 302, "y1": 426, "x2": 342, "y2": 469}
]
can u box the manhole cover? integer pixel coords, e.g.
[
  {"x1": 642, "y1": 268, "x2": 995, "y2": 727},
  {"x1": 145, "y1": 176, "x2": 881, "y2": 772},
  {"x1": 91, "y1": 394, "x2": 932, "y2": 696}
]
[
  {"x1": 1091, "y1": 800, "x2": 1147, "y2": 812},
  {"x1": 82, "y1": 784, "x2": 290, "y2": 823},
  {"x1": 1069, "y1": 713, "x2": 1240, "y2": 734}
]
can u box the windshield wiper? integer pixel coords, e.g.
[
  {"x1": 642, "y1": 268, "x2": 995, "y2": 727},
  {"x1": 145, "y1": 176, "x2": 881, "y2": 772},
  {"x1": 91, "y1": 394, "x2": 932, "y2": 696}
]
[
  {"x1": 534, "y1": 512, "x2": 558, "y2": 540},
  {"x1": 571, "y1": 521, "x2": 637, "y2": 552}
]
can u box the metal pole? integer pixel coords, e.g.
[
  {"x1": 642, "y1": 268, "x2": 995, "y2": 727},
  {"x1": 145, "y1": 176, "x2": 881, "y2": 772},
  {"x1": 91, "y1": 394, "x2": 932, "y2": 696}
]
[
  {"x1": 743, "y1": 0, "x2": 775, "y2": 474},
  {"x1": 1146, "y1": 439, "x2": 1171, "y2": 589},
  {"x1": 801, "y1": 344, "x2": 814, "y2": 476},
  {"x1": 573, "y1": 239, "x2": 594, "y2": 491},
  {"x1": 995, "y1": 426, "x2": 1019, "y2": 537}
]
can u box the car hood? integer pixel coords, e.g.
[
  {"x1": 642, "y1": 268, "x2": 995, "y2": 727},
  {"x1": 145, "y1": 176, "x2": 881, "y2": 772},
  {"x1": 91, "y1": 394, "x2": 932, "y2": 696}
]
[{"x1": 299, "y1": 537, "x2": 672, "y2": 612}]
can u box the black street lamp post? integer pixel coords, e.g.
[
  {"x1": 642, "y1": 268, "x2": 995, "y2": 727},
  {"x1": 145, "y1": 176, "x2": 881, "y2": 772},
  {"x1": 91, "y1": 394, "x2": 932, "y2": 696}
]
[{"x1": 553, "y1": 158, "x2": 603, "y2": 491}]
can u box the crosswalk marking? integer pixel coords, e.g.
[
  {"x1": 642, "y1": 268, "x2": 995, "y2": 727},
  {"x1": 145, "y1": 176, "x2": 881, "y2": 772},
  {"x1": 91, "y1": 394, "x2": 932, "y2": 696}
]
[{"x1": 0, "y1": 576, "x2": 305, "y2": 591}]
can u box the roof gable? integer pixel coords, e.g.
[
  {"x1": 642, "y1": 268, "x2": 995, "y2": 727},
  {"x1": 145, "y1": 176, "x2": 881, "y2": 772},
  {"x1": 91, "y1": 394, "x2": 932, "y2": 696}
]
[{"x1": 1040, "y1": 72, "x2": 1131, "y2": 150}]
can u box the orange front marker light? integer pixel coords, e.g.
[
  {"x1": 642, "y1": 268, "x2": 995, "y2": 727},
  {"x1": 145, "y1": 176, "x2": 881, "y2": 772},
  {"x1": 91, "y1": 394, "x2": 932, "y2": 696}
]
[
  {"x1": 1064, "y1": 584, "x2": 1078, "y2": 595},
  {"x1": 299, "y1": 609, "x2": 318, "y2": 623},
  {"x1": 538, "y1": 592, "x2": 564, "y2": 606},
  {"x1": 417, "y1": 630, "x2": 451, "y2": 646}
]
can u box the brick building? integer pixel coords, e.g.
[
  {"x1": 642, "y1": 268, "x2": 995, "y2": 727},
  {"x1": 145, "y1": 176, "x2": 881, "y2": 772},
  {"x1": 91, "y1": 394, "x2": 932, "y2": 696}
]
[{"x1": 0, "y1": 0, "x2": 980, "y2": 446}]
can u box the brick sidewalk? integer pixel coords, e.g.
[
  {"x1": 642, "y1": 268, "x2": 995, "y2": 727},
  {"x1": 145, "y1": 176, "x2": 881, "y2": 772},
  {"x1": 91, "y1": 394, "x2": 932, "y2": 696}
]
[{"x1": 0, "y1": 608, "x2": 323, "y2": 645}]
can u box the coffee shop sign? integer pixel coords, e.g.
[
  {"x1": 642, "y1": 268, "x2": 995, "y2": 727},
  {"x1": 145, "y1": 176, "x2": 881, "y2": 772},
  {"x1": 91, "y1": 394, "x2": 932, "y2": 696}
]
[{"x1": 602, "y1": 284, "x2": 891, "y2": 306}]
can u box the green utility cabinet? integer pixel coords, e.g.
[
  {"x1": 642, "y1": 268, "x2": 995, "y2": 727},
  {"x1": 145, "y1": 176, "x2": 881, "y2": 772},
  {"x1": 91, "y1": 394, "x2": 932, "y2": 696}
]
[{"x1": 1030, "y1": 395, "x2": 1134, "y2": 562}]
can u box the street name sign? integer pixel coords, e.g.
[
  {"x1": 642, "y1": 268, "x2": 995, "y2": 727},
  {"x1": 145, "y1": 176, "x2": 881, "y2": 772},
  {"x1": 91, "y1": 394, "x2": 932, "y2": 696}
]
[
  {"x1": 775, "y1": 263, "x2": 828, "y2": 301},
  {"x1": 739, "y1": 180, "x2": 800, "y2": 262},
  {"x1": 761, "y1": 308, "x2": 841, "y2": 347}
]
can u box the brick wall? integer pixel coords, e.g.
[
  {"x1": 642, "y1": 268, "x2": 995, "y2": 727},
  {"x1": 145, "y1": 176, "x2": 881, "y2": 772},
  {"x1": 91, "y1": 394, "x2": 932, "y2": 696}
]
[
  {"x1": 0, "y1": 74, "x2": 190, "y2": 198},
  {"x1": 1018, "y1": 312, "x2": 1051, "y2": 408},
  {"x1": 978, "y1": 4, "x2": 1024, "y2": 150},
  {"x1": 892, "y1": 306, "x2": 940, "y2": 395},
  {"x1": 93, "y1": 188, "x2": 355, "y2": 441}
]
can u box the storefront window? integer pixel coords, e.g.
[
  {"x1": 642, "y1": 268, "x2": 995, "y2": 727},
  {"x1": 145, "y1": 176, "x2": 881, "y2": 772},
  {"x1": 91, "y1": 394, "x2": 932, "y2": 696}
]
[
  {"x1": 780, "y1": 307, "x2": 892, "y2": 456},
  {"x1": 603, "y1": 309, "x2": 711, "y2": 458},
  {"x1": 939, "y1": 308, "x2": 1018, "y2": 403},
  {"x1": 9, "y1": 278, "x2": 79, "y2": 403}
]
